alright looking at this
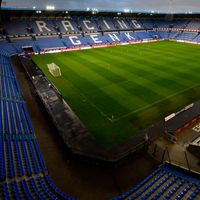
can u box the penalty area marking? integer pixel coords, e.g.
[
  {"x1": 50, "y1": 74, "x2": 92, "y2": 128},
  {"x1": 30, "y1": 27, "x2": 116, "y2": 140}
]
[
  {"x1": 67, "y1": 82, "x2": 115, "y2": 122},
  {"x1": 61, "y1": 73, "x2": 117, "y2": 122},
  {"x1": 79, "y1": 92, "x2": 115, "y2": 122}
]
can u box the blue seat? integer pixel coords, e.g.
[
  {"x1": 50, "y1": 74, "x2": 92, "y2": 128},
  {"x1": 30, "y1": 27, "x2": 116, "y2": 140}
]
[{"x1": 114, "y1": 163, "x2": 200, "y2": 200}]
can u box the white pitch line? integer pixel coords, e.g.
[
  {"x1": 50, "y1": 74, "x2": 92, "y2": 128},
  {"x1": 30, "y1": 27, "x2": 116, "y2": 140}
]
[
  {"x1": 80, "y1": 92, "x2": 113, "y2": 122},
  {"x1": 67, "y1": 80, "x2": 200, "y2": 124},
  {"x1": 112, "y1": 83, "x2": 200, "y2": 122}
]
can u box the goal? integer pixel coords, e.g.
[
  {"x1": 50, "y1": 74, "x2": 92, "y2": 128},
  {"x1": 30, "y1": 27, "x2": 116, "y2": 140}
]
[{"x1": 47, "y1": 63, "x2": 61, "y2": 77}]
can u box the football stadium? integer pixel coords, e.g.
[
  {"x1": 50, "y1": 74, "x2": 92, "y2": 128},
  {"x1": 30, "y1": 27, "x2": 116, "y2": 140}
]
[{"x1": 0, "y1": 0, "x2": 200, "y2": 199}]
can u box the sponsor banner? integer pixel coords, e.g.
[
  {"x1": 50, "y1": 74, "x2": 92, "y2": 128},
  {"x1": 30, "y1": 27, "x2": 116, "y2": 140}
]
[
  {"x1": 175, "y1": 115, "x2": 200, "y2": 135},
  {"x1": 175, "y1": 103, "x2": 194, "y2": 116},
  {"x1": 176, "y1": 40, "x2": 199, "y2": 45},
  {"x1": 80, "y1": 46, "x2": 92, "y2": 50},
  {"x1": 155, "y1": 28, "x2": 200, "y2": 32},
  {"x1": 92, "y1": 45, "x2": 108, "y2": 48},
  {"x1": 32, "y1": 39, "x2": 162, "y2": 56},
  {"x1": 120, "y1": 42, "x2": 129, "y2": 45},
  {"x1": 185, "y1": 41, "x2": 197, "y2": 44},
  {"x1": 164, "y1": 113, "x2": 176, "y2": 122},
  {"x1": 164, "y1": 103, "x2": 194, "y2": 122},
  {"x1": 129, "y1": 41, "x2": 142, "y2": 44}
]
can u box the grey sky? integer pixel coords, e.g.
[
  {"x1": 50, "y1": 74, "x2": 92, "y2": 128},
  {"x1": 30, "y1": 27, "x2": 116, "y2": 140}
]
[{"x1": 2, "y1": 0, "x2": 200, "y2": 13}]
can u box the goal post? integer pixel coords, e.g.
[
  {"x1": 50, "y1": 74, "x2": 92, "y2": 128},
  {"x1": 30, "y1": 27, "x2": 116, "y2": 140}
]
[{"x1": 47, "y1": 63, "x2": 61, "y2": 77}]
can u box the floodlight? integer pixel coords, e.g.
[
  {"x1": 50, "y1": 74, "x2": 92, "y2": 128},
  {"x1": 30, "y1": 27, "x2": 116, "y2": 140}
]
[{"x1": 46, "y1": 5, "x2": 55, "y2": 10}]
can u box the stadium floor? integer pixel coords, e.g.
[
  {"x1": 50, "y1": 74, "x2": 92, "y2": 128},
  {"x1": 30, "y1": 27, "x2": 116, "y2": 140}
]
[
  {"x1": 148, "y1": 124, "x2": 200, "y2": 174},
  {"x1": 13, "y1": 58, "x2": 158, "y2": 200},
  {"x1": 33, "y1": 41, "x2": 200, "y2": 147}
]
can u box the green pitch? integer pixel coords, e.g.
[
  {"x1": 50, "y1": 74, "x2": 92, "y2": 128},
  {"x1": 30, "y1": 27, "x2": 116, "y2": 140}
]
[{"x1": 32, "y1": 41, "x2": 200, "y2": 147}]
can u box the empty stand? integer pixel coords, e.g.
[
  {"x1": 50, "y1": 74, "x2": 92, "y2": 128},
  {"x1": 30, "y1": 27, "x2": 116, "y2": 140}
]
[
  {"x1": 2, "y1": 18, "x2": 200, "y2": 54},
  {"x1": 0, "y1": 53, "x2": 75, "y2": 199},
  {"x1": 113, "y1": 163, "x2": 200, "y2": 200},
  {"x1": 1, "y1": 15, "x2": 200, "y2": 200}
]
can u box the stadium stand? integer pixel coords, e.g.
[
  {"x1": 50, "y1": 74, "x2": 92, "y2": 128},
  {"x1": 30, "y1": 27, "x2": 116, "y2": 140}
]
[
  {"x1": 96, "y1": 17, "x2": 117, "y2": 31},
  {"x1": 113, "y1": 163, "x2": 200, "y2": 200},
  {"x1": 3, "y1": 20, "x2": 30, "y2": 36},
  {"x1": 1, "y1": 14, "x2": 200, "y2": 200},
  {"x1": 185, "y1": 21, "x2": 200, "y2": 30},
  {"x1": 35, "y1": 36, "x2": 66, "y2": 49},
  {"x1": 0, "y1": 53, "x2": 75, "y2": 199},
  {"x1": 157, "y1": 31, "x2": 169, "y2": 39},
  {"x1": 3, "y1": 18, "x2": 200, "y2": 54},
  {"x1": 176, "y1": 32, "x2": 198, "y2": 41}
]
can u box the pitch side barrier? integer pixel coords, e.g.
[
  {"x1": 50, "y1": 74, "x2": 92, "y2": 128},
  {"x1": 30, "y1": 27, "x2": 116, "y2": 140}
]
[
  {"x1": 187, "y1": 135, "x2": 200, "y2": 159},
  {"x1": 155, "y1": 28, "x2": 200, "y2": 45},
  {"x1": 34, "y1": 39, "x2": 159, "y2": 55},
  {"x1": 164, "y1": 102, "x2": 200, "y2": 142},
  {"x1": 171, "y1": 39, "x2": 200, "y2": 45},
  {"x1": 155, "y1": 28, "x2": 200, "y2": 33}
]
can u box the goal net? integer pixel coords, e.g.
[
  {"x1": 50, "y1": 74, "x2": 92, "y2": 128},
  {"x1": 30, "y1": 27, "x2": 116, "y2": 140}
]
[{"x1": 47, "y1": 63, "x2": 61, "y2": 77}]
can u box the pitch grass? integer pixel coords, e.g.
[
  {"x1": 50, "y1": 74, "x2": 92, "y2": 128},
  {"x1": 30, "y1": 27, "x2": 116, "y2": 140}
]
[{"x1": 32, "y1": 41, "x2": 200, "y2": 148}]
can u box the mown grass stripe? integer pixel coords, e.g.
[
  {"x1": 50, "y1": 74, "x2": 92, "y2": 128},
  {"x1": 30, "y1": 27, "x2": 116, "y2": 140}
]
[
  {"x1": 113, "y1": 83, "x2": 200, "y2": 122},
  {"x1": 32, "y1": 41, "x2": 200, "y2": 147}
]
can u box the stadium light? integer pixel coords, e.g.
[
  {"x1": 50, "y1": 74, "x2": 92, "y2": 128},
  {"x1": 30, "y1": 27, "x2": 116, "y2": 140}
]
[
  {"x1": 124, "y1": 9, "x2": 130, "y2": 13},
  {"x1": 46, "y1": 5, "x2": 55, "y2": 10},
  {"x1": 91, "y1": 8, "x2": 98, "y2": 14}
]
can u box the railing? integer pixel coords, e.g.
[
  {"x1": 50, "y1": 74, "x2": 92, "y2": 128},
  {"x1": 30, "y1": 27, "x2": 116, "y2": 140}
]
[{"x1": 148, "y1": 142, "x2": 200, "y2": 173}]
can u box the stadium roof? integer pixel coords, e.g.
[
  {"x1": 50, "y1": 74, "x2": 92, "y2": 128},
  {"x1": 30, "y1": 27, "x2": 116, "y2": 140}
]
[{"x1": 1, "y1": 0, "x2": 200, "y2": 14}]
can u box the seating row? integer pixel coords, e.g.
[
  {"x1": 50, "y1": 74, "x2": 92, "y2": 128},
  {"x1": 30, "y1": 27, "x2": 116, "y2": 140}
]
[
  {"x1": 2, "y1": 18, "x2": 200, "y2": 36},
  {"x1": 0, "y1": 54, "x2": 75, "y2": 199},
  {"x1": 113, "y1": 164, "x2": 200, "y2": 200}
]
